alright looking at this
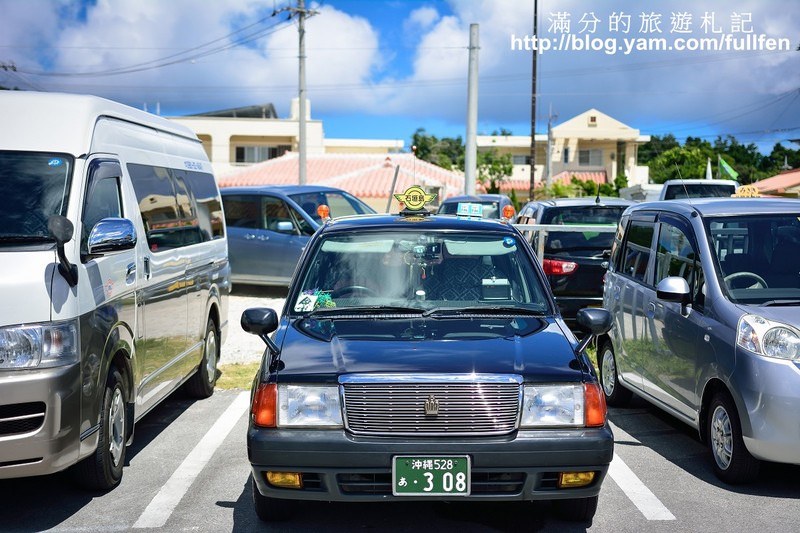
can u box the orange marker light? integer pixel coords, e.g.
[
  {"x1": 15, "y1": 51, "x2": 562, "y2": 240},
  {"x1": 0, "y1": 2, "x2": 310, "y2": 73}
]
[
  {"x1": 502, "y1": 205, "x2": 515, "y2": 220},
  {"x1": 252, "y1": 383, "x2": 277, "y2": 427},
  {"x1": 317, "y1": 204, "x2": 330, "y2": 220},
  {"x1": 584, "y1": 382, "x2": 607, "y2": 427}
]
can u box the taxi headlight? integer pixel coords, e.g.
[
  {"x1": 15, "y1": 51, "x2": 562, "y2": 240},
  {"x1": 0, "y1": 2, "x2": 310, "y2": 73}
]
[
  {"x1": 0, "y1": 321, "x2": 79, "y2": 370},
  {"x1": 737, "y1": 315, "x2": 800, "y2": 361},
  {"x1": 520, "y1": 384, "x2": 584, "y2": 427},
  {"x1": 277, "y1": 384, "x2": 343, "y2": 427}
]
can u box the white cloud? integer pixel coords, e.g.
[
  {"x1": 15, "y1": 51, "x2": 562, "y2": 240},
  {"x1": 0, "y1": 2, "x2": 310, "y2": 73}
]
[{"x1": 405, "y1": 6, "x2": 440, "y2": 32}]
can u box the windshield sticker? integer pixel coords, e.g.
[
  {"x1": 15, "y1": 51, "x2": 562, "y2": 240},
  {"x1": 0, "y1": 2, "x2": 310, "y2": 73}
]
[
  {"x1": 48, "y1": 158, "x2": 63, "y2": 167},
  {"x1": 295, "y1": 289, "x2": 336, "y2": 312}
]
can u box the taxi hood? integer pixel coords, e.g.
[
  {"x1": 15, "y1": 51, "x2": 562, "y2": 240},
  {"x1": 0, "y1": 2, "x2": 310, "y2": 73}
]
[
  {"x1": 0, "y1": 250, "x2": 58, "y2": 326},
  {"x1": 275, "y1": 316, "x2": 585, "y2": 382}
]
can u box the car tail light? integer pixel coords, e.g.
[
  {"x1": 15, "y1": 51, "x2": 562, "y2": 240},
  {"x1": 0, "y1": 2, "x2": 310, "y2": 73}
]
[
  {"x1": 252, "y1": 383, "x2": 277, "y2": 427},
  {"x1": 584, "y1": 383, "x2": 607, "y2": 427},
  {"x1": 542, "y1": 258, "x2": 578, "y2": 276}
]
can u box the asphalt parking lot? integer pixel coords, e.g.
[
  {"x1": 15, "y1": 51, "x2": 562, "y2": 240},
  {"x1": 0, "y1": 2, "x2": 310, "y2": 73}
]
[{"x1": 1, "y1": 287, "x2": 798, "y2": 532}]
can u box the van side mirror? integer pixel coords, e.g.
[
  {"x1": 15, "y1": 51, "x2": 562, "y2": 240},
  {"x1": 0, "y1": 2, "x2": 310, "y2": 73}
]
[
  {"x1": 656, "y1": 277, "x2": 690, "y2": 304},
  {"x1": 275, "y1": 221, "x2": 294, "y2": 233},
  {"x1": 48, "y1": 215, "x2": 78, "y2": 287},
  {"x1": 574, "y1": 307, "x2": 612, "y2": 354},
  {"x1": 242, "y1": 308, "x2": 281, "y2": 355},
  {"x1": 87, "y1": 218, "x2": 137, "y2": 256}
]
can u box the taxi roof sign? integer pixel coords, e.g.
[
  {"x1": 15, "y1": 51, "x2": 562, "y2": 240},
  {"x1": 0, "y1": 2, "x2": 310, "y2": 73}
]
[
  {"x1": 456, "y1": 202, "x2": 484, "y2": 218},
  {"x1": 732, "y1": 185, "x2": 760, "y2": 198},
  {"x1": 394, "y1": 185, "x2": 436, "y2": 211}
]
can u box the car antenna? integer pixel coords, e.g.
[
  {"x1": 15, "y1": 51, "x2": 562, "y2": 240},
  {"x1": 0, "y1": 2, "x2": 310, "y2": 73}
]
[
  {"x1": 595, "y1": 181, "x2": 601, "y2": 205},
  {"x1": 672, "y1": 162, "x2": 694, "y2": 207}
]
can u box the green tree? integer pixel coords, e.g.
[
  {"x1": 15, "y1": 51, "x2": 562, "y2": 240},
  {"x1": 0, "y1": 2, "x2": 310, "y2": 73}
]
[
  {"x1": 648, "y1": 146, "x2": 710, "y2": 183},
  {"x1": 476, "y1": 149, "x2": 513, "y2": 193},
  {"x1": 410, "y1": 128, "x2": 464, "y2": 170},
  {"x1": 638, "y1": 134, "x2": 680, "y2": 164}
]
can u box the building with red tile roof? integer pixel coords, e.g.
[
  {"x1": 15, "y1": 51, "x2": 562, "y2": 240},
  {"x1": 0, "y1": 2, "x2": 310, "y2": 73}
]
[{"x1": 752, "y1": 169, "x2": 800, "y2": 197}]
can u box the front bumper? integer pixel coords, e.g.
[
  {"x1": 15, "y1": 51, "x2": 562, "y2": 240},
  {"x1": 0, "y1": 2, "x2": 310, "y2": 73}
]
[
  {"x1": 249, "y1": 425, "x2": 614, "y2": 502},
  {"x1": 0, "y1": 364, "x2": 81, "y2": 479},
  {"x1": 734, "y1": 350, "x2": 800, "y2": 464}
]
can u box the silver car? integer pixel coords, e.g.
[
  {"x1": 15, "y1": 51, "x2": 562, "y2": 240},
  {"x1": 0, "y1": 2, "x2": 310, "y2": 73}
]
[{"x1": 600, "y1": 198, "x2": 800, "y2": 484}]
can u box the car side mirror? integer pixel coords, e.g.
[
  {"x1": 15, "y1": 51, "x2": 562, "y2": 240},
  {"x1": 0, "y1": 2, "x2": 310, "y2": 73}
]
[
  {"x1": 656, "y1": 276, "x2": 690, "y2": 304},
  {"x1": 88, "y1": 218, "x2": 137, "y2": 256},
  {"x1": 241, "y1": 308, "x2": 281, "y2": 355},
  {"x1": 574, "y1": 307, "x2": 612, "y2": 354},
  {"x1": 48, "y1": 215, "x2": 78, "y2": 287},
  {"x1": 275, "y1": 221, "x2": 294, "y2": 233}
]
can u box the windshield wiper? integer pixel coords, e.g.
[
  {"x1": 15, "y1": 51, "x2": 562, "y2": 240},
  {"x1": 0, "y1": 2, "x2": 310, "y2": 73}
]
[
  {"x1": 423, "y1": 306, "x2": 546, "y2": 317},
  {"x1": 0, "y1": 234, "x2": 53, "y2": 243},
  {"x1": 306, "y1": 305, "x2": 426, "y2": 317},
  {"x1": 761, "y1": 299, "x2": 800, "y2": 307}
]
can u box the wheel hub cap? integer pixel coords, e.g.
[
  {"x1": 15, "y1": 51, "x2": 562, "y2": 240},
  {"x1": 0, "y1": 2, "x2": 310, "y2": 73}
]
[
  {"x1": 109, "y1": 388, "x2": 125, "y2": 466},
  {"x1": 205, "y1": 329, "x2": 218, "y2": 385},
  {"x1": 711, "y1": 405, "x2": 733, "y2": 470},
  {"x1": 601, "y1": 350, "x2": 616, "y2": 396}
]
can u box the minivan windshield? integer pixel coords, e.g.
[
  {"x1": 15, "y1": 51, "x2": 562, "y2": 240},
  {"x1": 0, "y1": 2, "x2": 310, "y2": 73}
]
[
  {"x1": 0, "y1": 151, "x2": 73, "y2": 242},
  {"x1": 706, "y1": 213, "x2": 800, "y2": 304},
  {"x1": 291, "y1": 230, "x2": 550, "y2": 315}
]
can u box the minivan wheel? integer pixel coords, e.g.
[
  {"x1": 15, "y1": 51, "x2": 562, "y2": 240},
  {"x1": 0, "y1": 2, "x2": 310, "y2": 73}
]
[
  {"x1": 185, "y1": 318, "x2": 219, "y2": 399},
  {"x1": 72, "y1": 367, "x2": 127, "y2": 490},
  {"x1": 707, "y1": 392, "x2": 760, "y2": 484},
  {"x1": 252, "y1": 476, "x2": 295, "y2": 522},
  {"x1": 598, "y1": 342, "x2": 631, "y2": 407}
]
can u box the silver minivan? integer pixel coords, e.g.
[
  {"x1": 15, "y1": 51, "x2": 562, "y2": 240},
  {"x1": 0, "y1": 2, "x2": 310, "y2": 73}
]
[{"x1": 600, "y1": 198, "x2": 800, "y2": 483}]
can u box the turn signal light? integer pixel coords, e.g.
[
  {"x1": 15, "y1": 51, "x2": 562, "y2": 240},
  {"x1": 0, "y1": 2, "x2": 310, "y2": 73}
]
[
  {"x1": 584, "y1": 382, "x2": 607, "y2": 427},
  {"x1": 558, "y1": 471, "x2": 596, "y2": 488},
  {"x1": 317, "y1": 204, "x2": 330, "y2": 220},
  {"x1": 266, "y1": 471, "x2": 303, "y2": 489},
  {"x1": 252, "y1": 383, "x2": 277, "y2": 427},
  {"x1": 502, "y1": 205, "x2": 516, "y2": 220},
  {"x1": 542, "y1": 258, "x2": 578, "y2": 276}
]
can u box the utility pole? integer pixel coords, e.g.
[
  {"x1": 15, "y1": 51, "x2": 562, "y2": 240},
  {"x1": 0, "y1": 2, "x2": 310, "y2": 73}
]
[
  {"x1": 528, "y1": 0, "x2": 538, "y2": 199},
  {"x1": 275, "y1": 1, "x2": 318, "y2": 185},
  {"x1": 464, "y1": 24, "x2": 479, "y2": 195},
  {"x1": 545, "y1": 104, "x2": 556, "y2": 187}
]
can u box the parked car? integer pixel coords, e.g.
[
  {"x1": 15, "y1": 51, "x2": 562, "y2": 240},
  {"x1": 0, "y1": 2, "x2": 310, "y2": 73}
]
[
  {"x1": 221, "y1": 185, "x2": 375, "y2": 286},
  {"x1": 600, "y1": 197, "x2": 800, "y2": 484},
  {"x1": 0, "y1": 91, "x2": 229, "y2": 489},
  {"x1": 437, "y1": 194, "x2": 513, "y2": 219},
  {"x1": 516, "y1": 198, "x2": 633, "y2": 327},
  {"x1": 659, "y1": 179, "x2": 737, "y2": 200},
  {"x1": 242, "y1": 189, "x2": 614, "y2": 524}
]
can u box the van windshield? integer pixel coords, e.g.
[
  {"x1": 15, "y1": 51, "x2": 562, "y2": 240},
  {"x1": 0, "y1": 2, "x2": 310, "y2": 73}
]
[
  {"x1": 0, "y1": 151, "x2": 73, "y2": 242},
  {"x1": 663, "y1": 183, "x2": 735, "y2": 200}
]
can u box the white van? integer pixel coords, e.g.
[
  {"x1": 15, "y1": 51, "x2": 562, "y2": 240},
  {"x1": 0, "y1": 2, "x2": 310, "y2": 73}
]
[{"x1": 0, "y1": 92, "x2": 230, "y2": 489}]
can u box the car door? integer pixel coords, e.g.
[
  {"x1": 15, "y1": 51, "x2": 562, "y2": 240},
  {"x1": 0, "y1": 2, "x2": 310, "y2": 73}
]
[
  {"x1": 647, "y1": 214, "x2": 710, "y2": 419},
  {"x1": 262, "y1": 196, "x2": 309, "y2": 283},
  {"x1": 614, "y1": 214, "x2": 658, "y2": 393}
]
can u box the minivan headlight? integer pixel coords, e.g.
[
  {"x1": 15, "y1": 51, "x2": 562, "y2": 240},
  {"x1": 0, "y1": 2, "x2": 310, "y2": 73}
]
[
  {"x1": 737, "y1": 315, "x2": 800, "y2": 361},
  {"x1": 277, "y1": 384, "x2": 343, "y2": 427},
  {"x1": 0, "y1": 321, "x2": 79, "y2": 369}
]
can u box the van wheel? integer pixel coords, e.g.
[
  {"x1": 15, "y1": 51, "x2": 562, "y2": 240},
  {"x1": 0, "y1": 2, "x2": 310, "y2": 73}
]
[
  {"x1": 252, "y1": 476, "x2": 295, "y2": 522},
  {"x1": 552, "y1": 495, "x2": 598, "y2": 524},
  {"x1": 598, "y1": 341, "x2": 631, "y2": 407},
  {"x1": 707, "y1": 392, "x2": 760, "y2": 484},
  {"x1": 185, "y1": 318, "x2": 219, "y2": 399},
  {"x1": 73, "y1": 367, "x2": 127, "y2": 490}
]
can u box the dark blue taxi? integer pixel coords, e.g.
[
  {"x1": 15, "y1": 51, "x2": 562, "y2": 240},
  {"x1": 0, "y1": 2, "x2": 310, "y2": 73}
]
[{"x1": 243, "y1": 192, "x2": 614, "y2": 525}]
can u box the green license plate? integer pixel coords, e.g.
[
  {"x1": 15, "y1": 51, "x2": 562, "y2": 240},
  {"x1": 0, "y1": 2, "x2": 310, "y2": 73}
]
[{"x1": 392, "y1": 455, "x2": 471, "y2": 496}]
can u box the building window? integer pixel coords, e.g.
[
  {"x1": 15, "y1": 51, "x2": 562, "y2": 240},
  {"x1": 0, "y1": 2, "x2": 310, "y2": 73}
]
[
  {"x1": 234, "y1": 145, "x2": 290, "y2": 164},
  {"x1": 512, "y1": 155, "x2": 531, "y2": 165},
  {"x1": 579, "y1": 149, "x2": 603, "y2": 166},
  {"x1": 563, "y1": 148, "x2": 570, "y2": 164},
  {"x1": 588, "y1": 115, "x2": 597, "y2": 126}
]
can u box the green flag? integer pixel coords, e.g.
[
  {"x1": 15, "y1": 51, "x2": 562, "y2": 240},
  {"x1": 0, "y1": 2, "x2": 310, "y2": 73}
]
[{"x1": 718, "y1": 155, "x2": 739, "y2": 180}]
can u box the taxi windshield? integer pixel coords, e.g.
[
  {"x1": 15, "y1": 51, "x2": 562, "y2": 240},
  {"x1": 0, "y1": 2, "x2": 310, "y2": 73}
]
[
  {"x1": 292, "y1": 230, "x2": 551, "y2": 314},
  {"x1": 0, "y1": 151, "x2": 73, "y2": 242},
  {"x1": 706, "y1": 213, "x2": 800, "y2": 305}
]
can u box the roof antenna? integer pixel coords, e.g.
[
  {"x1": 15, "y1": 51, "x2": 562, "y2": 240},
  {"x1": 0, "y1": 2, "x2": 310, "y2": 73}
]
[
  {"x1": 672, "y1": 162, "x2": 694, "y2": 207},
  {"x1": 595, "y1": 180, "x2": 601, "y2": 205}
]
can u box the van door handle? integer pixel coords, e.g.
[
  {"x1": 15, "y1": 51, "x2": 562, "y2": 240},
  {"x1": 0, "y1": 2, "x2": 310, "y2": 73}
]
[
  {"x1": 125, "y1": 263, "x2": 136, "y2": 284},
  {"x1": 143, "y1": 257, "x2": 151, "y2": 279},
  {"x1": 647, "y1": 302, "x2": 656, "y2": 318}
]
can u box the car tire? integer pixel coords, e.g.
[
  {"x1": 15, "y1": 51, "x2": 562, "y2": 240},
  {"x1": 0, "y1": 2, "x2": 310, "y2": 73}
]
[
  {"x1": 707, "y1": 391, "x2": 760, "y2": 484},
  {"x1": 72, "y1": 367, "x2": 127, "y2": 490},
  {"x1": 552, "y1": 495, "x2": 598, "y2": 524},
  {"x1": 185, "y1": 318, "x2": 219, "y2": 399},
  {"x1": 598, "y1": 341, "x2": 632, "y2": 407},
  {"x1": 252, "y1": 476, "x2": 295, "y2": 522}
]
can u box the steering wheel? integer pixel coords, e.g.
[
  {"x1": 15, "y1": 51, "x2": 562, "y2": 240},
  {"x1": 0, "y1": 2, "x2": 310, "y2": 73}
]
[
  {"x1": 331, "y1": 285, "x2": 377, "y2": 298},
  {"x1": 724, "y1": 271, "x2": 768, "y2": 289}
]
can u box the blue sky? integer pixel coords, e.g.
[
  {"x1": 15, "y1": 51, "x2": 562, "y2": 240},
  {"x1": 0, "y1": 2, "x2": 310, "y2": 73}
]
[{"x1": 1, "y1": 1, "x2": 798, "y2": 152}]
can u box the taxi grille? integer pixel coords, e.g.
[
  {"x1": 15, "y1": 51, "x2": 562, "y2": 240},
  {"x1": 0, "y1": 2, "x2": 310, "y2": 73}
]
[{"x1": 341, "y1": 377, "x2": 521, "y2": 436}]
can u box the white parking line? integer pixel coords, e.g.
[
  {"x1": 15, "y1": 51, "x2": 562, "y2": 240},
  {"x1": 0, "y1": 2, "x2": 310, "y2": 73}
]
[
  {"x1": 607, "y1": 422, "x2": 676, "y2": 521},
  {"x1": 132, "y1": 392, "x2": 250, "y2": 529}
]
